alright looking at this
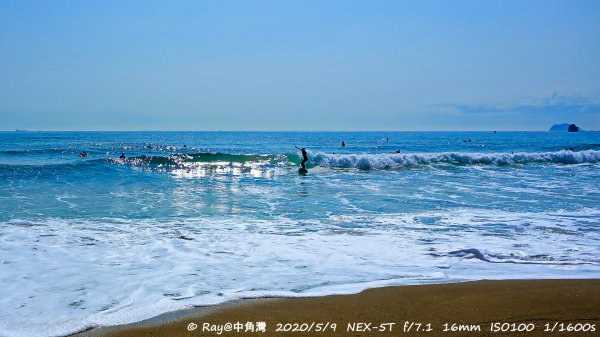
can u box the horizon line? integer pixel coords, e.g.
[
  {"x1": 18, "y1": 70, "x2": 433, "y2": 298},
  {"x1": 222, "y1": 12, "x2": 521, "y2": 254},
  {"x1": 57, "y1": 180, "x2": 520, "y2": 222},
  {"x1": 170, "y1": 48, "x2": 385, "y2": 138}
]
[{"x1": 1, "y1": 129, "x2": 565, "y2": 133}]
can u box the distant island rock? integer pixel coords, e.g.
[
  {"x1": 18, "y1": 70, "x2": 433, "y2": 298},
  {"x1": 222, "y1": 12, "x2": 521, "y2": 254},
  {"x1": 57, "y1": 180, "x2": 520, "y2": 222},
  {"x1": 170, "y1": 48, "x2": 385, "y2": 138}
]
[{"x1": 549, "y1": 123, "x2": 582, "y2": 132}]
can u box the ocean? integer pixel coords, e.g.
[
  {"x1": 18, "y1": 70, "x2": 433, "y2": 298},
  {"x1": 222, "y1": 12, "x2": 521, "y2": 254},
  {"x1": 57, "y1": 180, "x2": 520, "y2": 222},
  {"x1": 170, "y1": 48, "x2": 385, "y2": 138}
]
[{"x1": 1, "y1": 131, "x2": 599, "y2": 337}]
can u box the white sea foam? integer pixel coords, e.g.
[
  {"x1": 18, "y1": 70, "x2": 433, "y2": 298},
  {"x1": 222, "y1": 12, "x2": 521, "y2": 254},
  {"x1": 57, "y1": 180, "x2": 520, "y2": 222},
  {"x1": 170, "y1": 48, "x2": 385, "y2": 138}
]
[
  {"x1": 1, "y1": 209, "x2": 599, "y2": 337},
  {"x1": 312, "y1": 150, "x2": 600, "y2": 169}
]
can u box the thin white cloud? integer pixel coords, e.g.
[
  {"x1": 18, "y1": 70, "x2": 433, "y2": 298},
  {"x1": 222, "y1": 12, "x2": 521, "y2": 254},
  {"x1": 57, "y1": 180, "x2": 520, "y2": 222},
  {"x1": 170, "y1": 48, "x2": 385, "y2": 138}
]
[{"x1": 442, "y1": 93, "x2": 600, "y2": 115}]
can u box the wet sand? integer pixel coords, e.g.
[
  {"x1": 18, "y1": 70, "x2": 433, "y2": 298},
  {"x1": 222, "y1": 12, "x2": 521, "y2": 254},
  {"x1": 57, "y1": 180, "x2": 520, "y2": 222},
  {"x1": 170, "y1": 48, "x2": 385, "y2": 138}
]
[{"x1": 73, "y1": 279, "x2": 600, "y2": 337}]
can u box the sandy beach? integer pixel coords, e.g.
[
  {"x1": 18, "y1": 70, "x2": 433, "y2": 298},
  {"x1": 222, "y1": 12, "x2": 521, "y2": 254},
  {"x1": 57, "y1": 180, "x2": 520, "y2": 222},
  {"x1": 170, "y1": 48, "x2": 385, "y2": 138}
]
[{"x1": 73, "y1": 279, "x2": 600, "y2": 337}]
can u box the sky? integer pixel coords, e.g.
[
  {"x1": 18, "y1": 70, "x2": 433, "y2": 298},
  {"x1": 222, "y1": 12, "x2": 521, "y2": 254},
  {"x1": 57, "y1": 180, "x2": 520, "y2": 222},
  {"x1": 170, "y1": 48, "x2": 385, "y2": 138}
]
[{"x1": 1, "y1": 0, "x2": 599, "y2": 131}]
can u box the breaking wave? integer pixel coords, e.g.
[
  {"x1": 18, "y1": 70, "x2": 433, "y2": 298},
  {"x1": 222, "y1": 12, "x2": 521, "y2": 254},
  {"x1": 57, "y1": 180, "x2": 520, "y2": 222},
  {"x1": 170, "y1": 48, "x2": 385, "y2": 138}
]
[
  {"x1": 113, "y1": 149, "x2": 600, "y2": 170},
  {"x1": 3, "y1": 150, "x2": 599, "y2": 173},
  {"x1": 311, "y1": 150, "x2": 600, "y2": 170}
]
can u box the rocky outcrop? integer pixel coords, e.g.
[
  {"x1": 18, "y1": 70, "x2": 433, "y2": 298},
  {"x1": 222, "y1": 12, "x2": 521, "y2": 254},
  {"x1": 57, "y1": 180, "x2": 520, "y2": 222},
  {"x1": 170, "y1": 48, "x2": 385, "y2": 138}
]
[
  {"x1": 549, "y1": 123, "x2": 569, "y2": 131},
  {"x1": 549, "y1": 123, "x2": 582, "y2": 132}
]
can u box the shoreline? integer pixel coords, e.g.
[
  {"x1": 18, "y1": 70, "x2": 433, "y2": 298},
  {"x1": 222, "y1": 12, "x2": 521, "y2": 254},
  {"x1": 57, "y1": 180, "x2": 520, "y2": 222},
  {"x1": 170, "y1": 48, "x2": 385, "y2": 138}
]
[{"x1": 72, "y1": 279, "x2": 600, "y2": 337}]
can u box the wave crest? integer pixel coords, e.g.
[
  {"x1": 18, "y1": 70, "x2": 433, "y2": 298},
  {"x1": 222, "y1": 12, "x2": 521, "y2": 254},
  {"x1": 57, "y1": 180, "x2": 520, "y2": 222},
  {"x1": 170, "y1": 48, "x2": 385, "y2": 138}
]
[
  {"x1": 110, "y1": 152, "x2": 288, "y2": 169},
  {"x1": 311, "y1": 150, "x2": 600, "y2": 170}
]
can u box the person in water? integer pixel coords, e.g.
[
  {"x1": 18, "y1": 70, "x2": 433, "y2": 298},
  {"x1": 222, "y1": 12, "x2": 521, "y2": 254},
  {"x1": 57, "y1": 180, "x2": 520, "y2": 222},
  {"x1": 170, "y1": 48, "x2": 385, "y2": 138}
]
[
  {"x1": 79, "y1": 152, "x2": 88, "y2": 158},
  {"x1": 341, "y1": 141, "x2": 345, "y2": 147},
  {"x1": 119, "y1": 152, "x2": 126, "y2": 159},
  {"x1": 295, "y1": 146, "x2": 308, "y2": 169}
]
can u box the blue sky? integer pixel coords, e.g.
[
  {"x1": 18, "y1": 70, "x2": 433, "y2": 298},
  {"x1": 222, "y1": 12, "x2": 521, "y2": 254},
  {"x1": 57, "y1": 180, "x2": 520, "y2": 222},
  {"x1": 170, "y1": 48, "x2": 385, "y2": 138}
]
[{"x1": 1, "y1": 0, "x2": 599, "y2": 131}]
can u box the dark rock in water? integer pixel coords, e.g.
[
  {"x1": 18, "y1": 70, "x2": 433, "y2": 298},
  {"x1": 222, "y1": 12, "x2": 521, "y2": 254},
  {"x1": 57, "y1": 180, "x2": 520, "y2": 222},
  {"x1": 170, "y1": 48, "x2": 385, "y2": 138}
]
[{"x1": 549, "y1": 123, "x2": 582, "y2": 132}]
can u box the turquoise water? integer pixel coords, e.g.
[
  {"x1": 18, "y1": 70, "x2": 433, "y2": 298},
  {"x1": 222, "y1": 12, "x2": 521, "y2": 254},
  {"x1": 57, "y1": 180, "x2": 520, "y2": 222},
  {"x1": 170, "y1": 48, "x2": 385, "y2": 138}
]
[{"x1": 1, "y1": 131, "x2": 600, "y2": 337}]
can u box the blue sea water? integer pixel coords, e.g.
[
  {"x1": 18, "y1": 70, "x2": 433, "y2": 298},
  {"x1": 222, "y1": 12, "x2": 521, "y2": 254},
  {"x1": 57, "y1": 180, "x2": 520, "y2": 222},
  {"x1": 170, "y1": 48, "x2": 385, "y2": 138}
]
[{"x1": 1, "y1": 131, "x2": 600, "y2": 337}]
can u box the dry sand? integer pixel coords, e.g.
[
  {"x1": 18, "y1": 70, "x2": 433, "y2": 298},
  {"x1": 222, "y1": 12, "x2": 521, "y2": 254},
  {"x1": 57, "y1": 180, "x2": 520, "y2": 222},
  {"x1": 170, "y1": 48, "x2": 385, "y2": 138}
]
[{"x1": 73, "y1": 279, "x2": 600, "y2": 337}]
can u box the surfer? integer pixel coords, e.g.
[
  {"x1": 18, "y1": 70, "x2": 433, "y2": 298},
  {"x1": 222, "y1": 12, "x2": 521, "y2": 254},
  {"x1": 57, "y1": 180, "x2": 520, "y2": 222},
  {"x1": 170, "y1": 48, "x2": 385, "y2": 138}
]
[
  {"x1": 341, "y1": 141, "x2": 345, "y2": 147},
  {"x1": 79, "y1": 152, "x2": 88, "y2": 158},
  {"x1": 295, "y1": 146, "x2": 308, "y2": 170},
  {"x1": 119, "y1": 152, "x2": 126, "y2": 159}
]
